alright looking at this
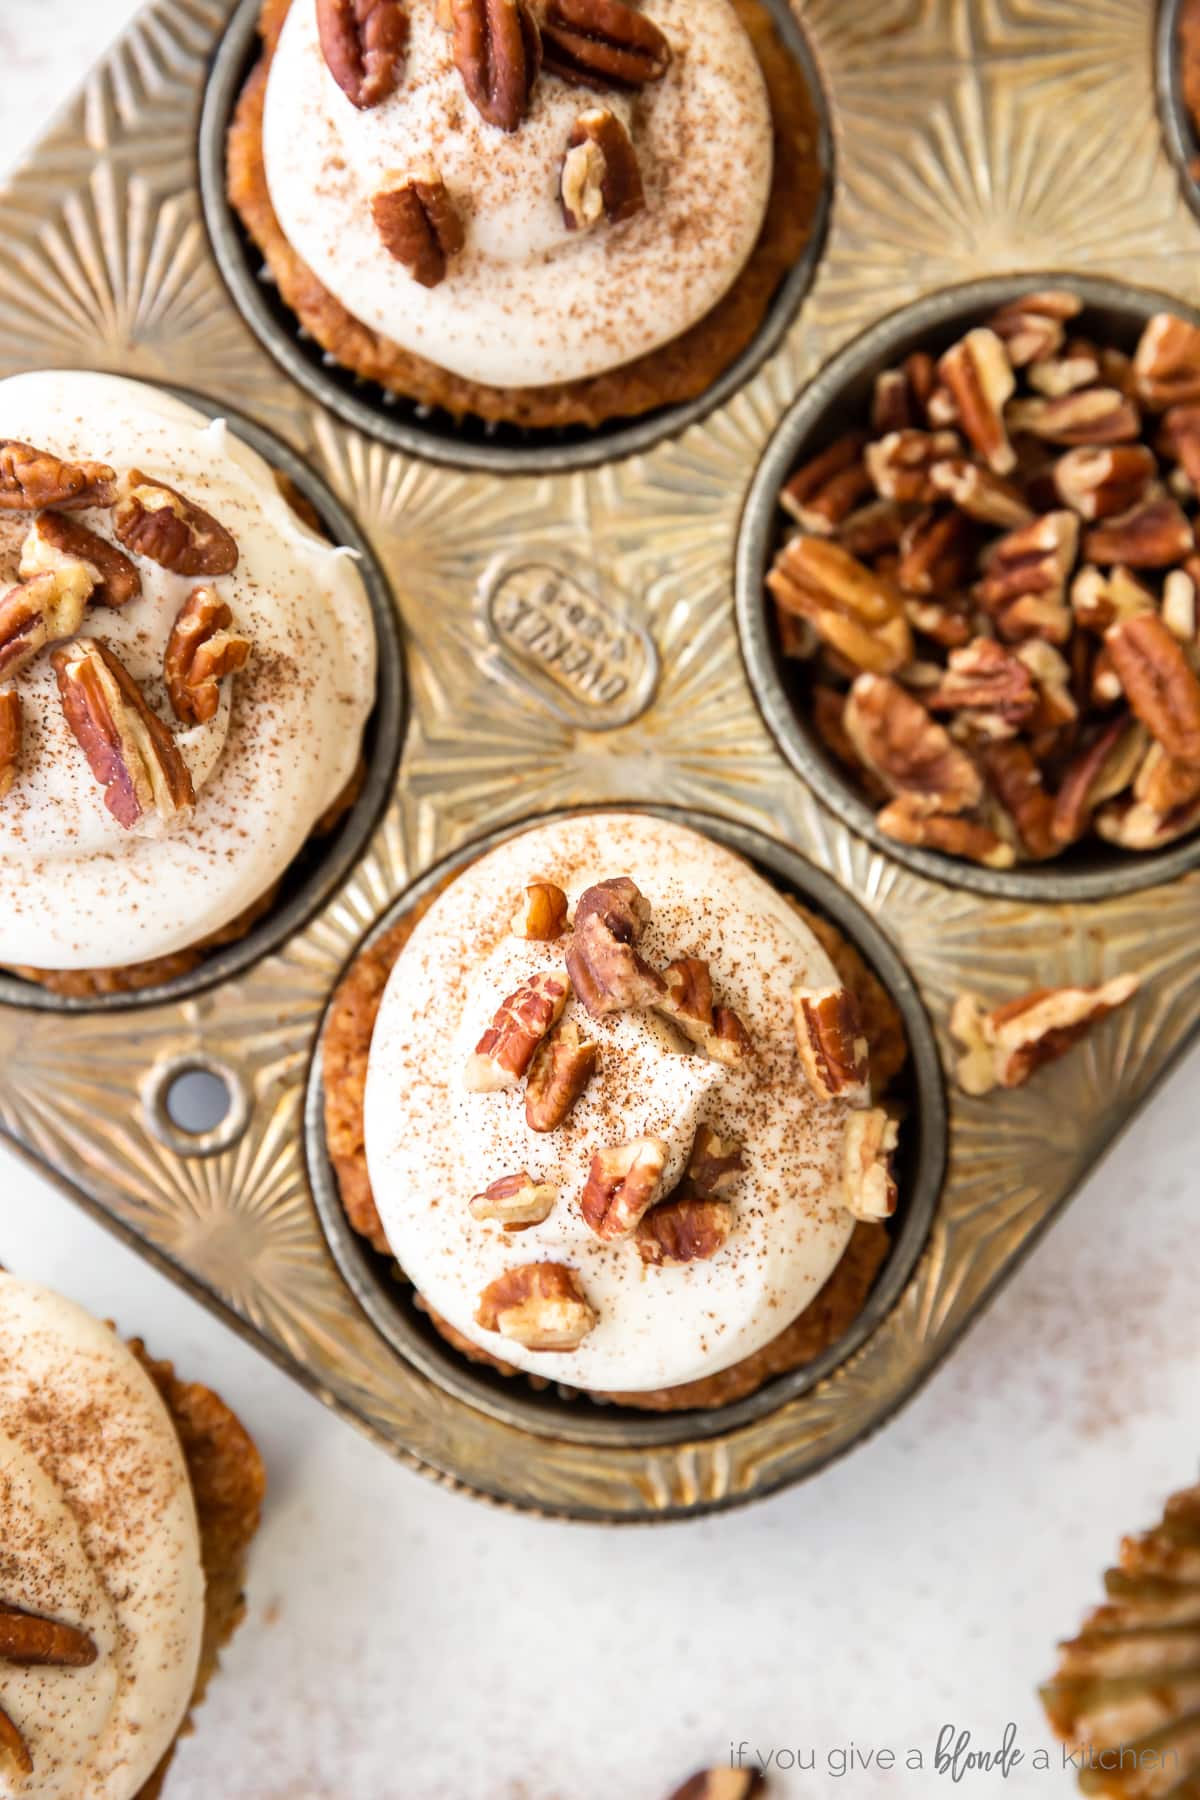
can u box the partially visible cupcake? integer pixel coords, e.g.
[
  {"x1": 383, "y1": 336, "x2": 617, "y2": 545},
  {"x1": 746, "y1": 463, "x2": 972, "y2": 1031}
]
[
  {"x1": 227, "y1": 0, "x2": 824, "y2": 429},
  {"x1": 323, "y1": 812, "x2": 908, "y2": 1409},
  {"x1": 0, "y1": 370, "x2": 377, "y2": 995},
  {"x1": 0, "y1": 1272, "x2": 264, "y2": 1797}
]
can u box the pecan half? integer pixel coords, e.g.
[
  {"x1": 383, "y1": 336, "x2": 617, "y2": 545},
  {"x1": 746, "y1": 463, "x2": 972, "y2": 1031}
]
[
  {"x1": 1105, "y1": 613, "x2": 1200, "y2": 766},
  {"x1": 464, "y1": 970, "x2": 569, "y2": 1091},
  {"x1": 792, "y1": 984, "x2": 869, "y2": 1105},
  {"x1": 1156, "y1": 403, "x2": 1200, "y2": 488},
  {"x1": 865, "y1": 428, "x2": 962, "y2": 503},
  {"x1": 564, "y1": 876, "x2": 663, "y2": 1016},
  {"x1": 525, "y1": 1016, "x2": 598, "y2": 1131},
  {"x1": 541, "y1": 0, "x2": 670, "y2": 89},
  {"x1": 1007, "y1": 388, "x2": 1140, "y2": 445},
  {"x1": 876, "y1": 795, "x2": 1016, "y2": 868},
  {"x1": 950, "y1": 974, "x2": 1139, "y2": 1095},
  {"x1": 21, "y1": 509, "x2": 140, "y2": 606},
  {"x1": 842, "y1": 1107, "x2": 899, "y2": 1221},
  {"x1": 371, "y1": 171, "x2": 464, "y2": 286},
  {"x1": 781, "y1": 433, "x2": 872, "y2": 535},
  {"x1": 633, "y1": 1195, "x2": 733, "y2": 1267},
  {"x1": 896, "y1": 507, "x2": 978, "y2": 597},
  {"x1": 452, "y1": 0, "x2": 541, "y2": 132},
  {"x1": 938, "y1": 327, "x2": 1016, "y2": 473},
  {"x1": 1028, "y1": 343, "x2": 1102, "y2": 398},
  {"x1": 0, "y1": 1605, "x2": 98, "y2": 1667},
  {"x1": 685, "y1": 1123, "x2": 745, "y2": 1197},
  {"x1": 0, "y1": 561, "x2": 95, "y2": 681},
  {"x1": 1052, "y1": 715, "x2": 1147, "y2": 846},
  {"x1": 475, "y1": 1261, "x2": 596, "y2": 1350},
  {"x1": 53, "y1": 639, "x2": 194, "y2": 830},
  {"x1": 0, "y1": 1706, "x2": 31, "y2": 1778},
  {"x1": 164, "y1": 586, "x2": 251, "y2": 727},
  {"x1": 0, "y1": 691, "x2": 20, "y2": 800},
  {"x1": 768, "y1": 536, "x2": 912, "y2": 675},
  {"x1": 112, "y1": 472, "x2": 238, "y2": 577},
  {"x1": 1133, "y1": 313, "x2": 1200, "y2": 409},
  {"x1": 1095, "y1": 790, "x2": 1200, "y2": 848},
  {"x1": 928, "y1": 458, "x2": 1033, "y2": 528},
  {"x1": 928, "y1": 637, "x2": 1038, "y2": 734},
  {"x1": 978, "y1": 739, "x2": 1057, "y2": 860},
  {"x1": 0, "y1": 440, "x2": 116, "y2": 512},
  {"x1": 844, "y1": 674, "x2": 982, "y2": 813},
  {"x1": 1053, "y1": 445, "x2": 1157, "y2": 521},
  {"x1": 316, "y1": 0, "x2": 408, "y2": 109},
  {"x1": 1070, "y1": 563, "x2": 1154, "y2": 634},
  {"x1": 468, "y1": 1170, "x2": 557, "y2": 1229},
  {"x1": 560, "y1": 107, "x2": 644, "y2": 229},
  {"x1": 871, "y1": 354, "x2": 940, "y2": 432},
  {"x1": 986, "y1": 291, "x2": 1082, "y2": 367},
  {"x1": 976, "y1": 511, "x2": 1078, "y2": 644},
  {"x1": 659, "y1": 958, "x2": 753, "y2": 1066},
  {"x1": 511, "y1": 880, "x2": 569, "y2": 940},
  {"x1": 579, "y1": 1137, "x2": 667, "y2": 1240},
  {"x1": 1081, "y1": 496, "x2": 1194, "y2": 569},
  {"x1": 1134, "y1": 740, "x2": 1200, "y2": 814}
]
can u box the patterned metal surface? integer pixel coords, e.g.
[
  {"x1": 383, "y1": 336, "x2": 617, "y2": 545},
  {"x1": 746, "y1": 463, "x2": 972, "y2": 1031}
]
[{"x1": 0, "y1": 0, "x2": 1197, "y2": 1517}]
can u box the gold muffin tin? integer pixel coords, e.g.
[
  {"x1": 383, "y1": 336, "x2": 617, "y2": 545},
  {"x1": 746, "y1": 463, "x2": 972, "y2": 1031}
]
[{"x1": 0, "y1": 0, "x2": 1197, "y2": 1519}]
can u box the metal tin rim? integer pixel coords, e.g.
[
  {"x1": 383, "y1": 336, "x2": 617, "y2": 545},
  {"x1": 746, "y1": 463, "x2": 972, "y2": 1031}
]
[
  {"x1": 0, "y1": 374, "x2": 406, "y2": 1015},
  {"x1": 303, "y1": 802, "x2": 947, "y2": 1457},
  {"x1": 734, "y1": 271, "x2": 1200, "y2": 904},
  {"x1": 197, "y1": 0, "x2": 834, "y2": 477},
  {"x1": 1156, "y1": 0, "x2": 1200, "y2": 224}
]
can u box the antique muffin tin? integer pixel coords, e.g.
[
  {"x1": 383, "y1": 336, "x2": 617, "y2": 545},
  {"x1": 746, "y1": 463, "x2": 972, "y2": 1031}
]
[{"x1": 0, "y1": 0, "x2": 1197, "y2": 1520}]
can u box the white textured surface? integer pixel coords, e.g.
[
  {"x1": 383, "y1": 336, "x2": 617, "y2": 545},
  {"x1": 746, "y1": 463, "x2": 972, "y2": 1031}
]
[{"x1": 2, "y1": 10, "x2": 1199, "y2": 1800}]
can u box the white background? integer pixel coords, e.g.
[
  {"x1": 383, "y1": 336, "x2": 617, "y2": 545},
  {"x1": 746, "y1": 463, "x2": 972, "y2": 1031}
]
[{"x1": 2, "y1": 8, "x2": 1198, "y2": 1797}]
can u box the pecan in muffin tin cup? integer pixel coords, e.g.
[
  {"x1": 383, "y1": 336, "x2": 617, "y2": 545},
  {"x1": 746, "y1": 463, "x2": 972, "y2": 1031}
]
[
  {"x1": 735, "y1": 273, "x2": 1200, "y2": 902},
  {"x1": 198, "y1": 0, "x2": 832, "y2": 475},
  {"x1": 0, "y1": 388, "x2": 406, "y2": 1015},
  {"x1": 304, "y1": 804, "x2": 946, "y2": 1460}
]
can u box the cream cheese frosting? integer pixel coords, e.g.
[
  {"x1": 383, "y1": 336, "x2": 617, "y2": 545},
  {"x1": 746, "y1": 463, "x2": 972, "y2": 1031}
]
[
  {"x1": 0, "y1": 1276, "x2": 204, "y2": 1800},
  {"x1": 0, "y1": 370, "x2": 376, "y2": 971},
  {"x1": 262, "y1": 0, "x2": 774, "y2": 388},
  {"x1": 363, "y1": 813, "x2": 860, "y2": 1391}
]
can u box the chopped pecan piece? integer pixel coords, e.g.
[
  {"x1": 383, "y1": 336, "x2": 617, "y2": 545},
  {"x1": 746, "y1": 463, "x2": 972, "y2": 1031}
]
[
  {"x1": 896, "y1": 507, "x2": 978, "y2": 597},
  {"x1": 1162, "y1": 566, "x2": 1197, "y2": 641},
  {"x1": 316, "y1": 0, "x2": 408, "y2": 109},
  {"x1": 21, "y1": 509, "x2": 140, "y2": 606},
  {"x1": 164, "y1": 586, "x2": 251, "y2": 727},
  {"x1": 564, "y1": 876, "x2": 663, "y2": 1016},
  {"x1": 0, "y1": 560, "x2": 95, "y2": 681},
  {"x1": 950, "y1": 974, "x2": 1139, "y2": 1095},
  {"x1": 1017, "y1": 638, "x2": 1078, "y2": 731},
  {"x1": 659, "y1": 958, "x2": 753, "y2": 1066},
  {"x1": 835, "y1": 500, "x2": 910, "y2": 561},
  {"x1": 1095, "y1": 790, "x2": 1200, "y2": 848},
  {"x1": 1053, "y1": 444, "x2": 1157, "y2": 521},
  {"x1": 986, "y1": 291, "x2": 1082, "y2": 367},
  {"x1": 1052, "y1": 715, "x2": 1147, "y2": 846},
  {"x1": 978, "y1": 739, "x2": 1057, "y2": 860},
  {"x1": 1156, "y1": 402, "x2": 1200, "y2": 487},
  {"x1": 844, "y1": 674, "x2": 982, "y2": 813},
  {"x1": 781, "y1": 433, "x2": 872, "y2": 535},
  {"x1": 792, "y1": 984, "x2": 869, "y2": 1104},
  {"x1": 938, "y1": 328, "x2": 1016, "y2": 473},
  {"x1": 876, "y1": 795, "x2": 1016, "y2": 868},
  {"x1": 685, "y1": 1123, "x2": 745, "y2": 1197},
  {"x1": 1007, "y1": 388, "x2": 1140, "y2": 445},
  {"x1": 112, "y1": 472, "x2": 238, "y2": 577},
  {"x1": 810, "y1": 683, "x2": 888, "y2": 800},
  {"x1": 842, "y1": 1107, "x2": 899, "y2": 1221},
  {"x1": 541, "y1": 0, "x2": 670, "y2": 88},
  {"x1": 511, "y1": 880, "x2": 569, "y2": 940},
  {"x1": 1027, "y1": 344, "x2": 1102, "y2": 398},
  {"x1": 1134, "y1": 740, "x2": 1200, "y2": 814},
  {"x1": 634, "y1": 1196, "x2": 733, "y2": 1267},
  {"x1": 452, "y1": 0, "x2": 541, "y2": 132},
  {"x1": 0, "y1": 1605, "x2": 98, "y2": 1667},
  {"x1": 1070, "y1": 562, "x2": 1154, "y2": 634},
  {"x1": 464, "y1": 970, "x2": 569, "y2": 1091},
  {"x1": 560, "y1": 107, "x2": 644, "y2": 229},
  {"x1": 53, "y1": 639, "x2": 194, "y2": 830},
  {"x1": 927, "y1": 637, "x2": 1037, "y2": 733},
  {"x1": 865, "y1": 428, "x2": 962, "y2": 503},
  {"x1": 1105, "y1": 613, "x2": 1200, "y2": 766},
  {"x1": 1081, "y1": 495, "x2": 1194, "y2": 569},
  {"x1": 1133, "y1": 313, "x2": 1200, "y2": 409},
  {"x1": 371, "y1": 170, "x2": 465, "y2": 286},
  {"x1": 768, "y1": 536, "x2": 912, "y2": 674},
  {"x1": 525, "y1": 1017, "x2": 598, "y2": 1131},
  {"x1": 870, "y1": 355, "x2": 938, "y2": 433},
  {"x1": 928, "y1": 457, "x2": 1033, "y2": 528},
  {"x1": 475, "y1": 1261, "x2": 596, "y2": 1350},
  {"x1": 468, "y1": 1170, "x2": 557, "y2": 1230},
  {"x1": 579, "y1": 1137, "x2": 667, "y2": 1240},
  {"x1": 0, "y1": 440, "x2": 116, "y2": 512},
  {"x1": 0, "y1": 1705, "x2": 31, "y2": 1778},
  {"x1": 0, "y1": 691, "x2": 20, "y2": 800},
  {"x1": 975, "y1": 511, "x2": 1078, "y2": 644}
]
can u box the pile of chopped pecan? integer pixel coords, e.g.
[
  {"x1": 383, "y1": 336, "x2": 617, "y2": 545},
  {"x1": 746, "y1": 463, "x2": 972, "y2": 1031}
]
[
  {"x1": 315, "y1": 0, "x2": 670, "y2": 288},
  {"x1": 0, "y1": 439, "x2": 250, "y2": 826},
  {"x1": 767, "y1": 294, "x2": 1200, "y2": 866}
]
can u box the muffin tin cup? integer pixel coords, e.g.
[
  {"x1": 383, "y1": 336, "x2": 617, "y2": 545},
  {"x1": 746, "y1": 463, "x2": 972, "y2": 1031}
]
[
  {"x1": 304, "y1": 803, "x2": 947, "y2": 1450},
  {"x1": 0, "y1": 381, "x2": 407, "y2": 1014},
  {"x1": 197, "y1": 0, "x2": 834, "y2": 476},
  {"x1": 2, "y1": 0, "x2": 1199, "y2": 1517},
  {"x1": 736, "y1": 273, "x2": 1200, "y2": 903}
]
